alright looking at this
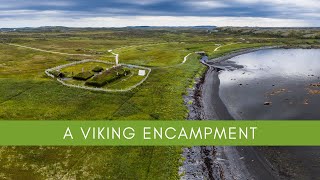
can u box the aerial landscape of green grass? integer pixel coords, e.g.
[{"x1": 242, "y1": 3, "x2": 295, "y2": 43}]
[{"x1": 0, "y1": 27, "x2": 319, "y2": 179}]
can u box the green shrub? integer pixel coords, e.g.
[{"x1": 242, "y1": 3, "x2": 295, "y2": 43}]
[
  {"x1": 73, "y1": 71, "x2": 94, "y2": 80},
  {"x1": 92, "y1": 66, "x2": 104, "y2": 72}
]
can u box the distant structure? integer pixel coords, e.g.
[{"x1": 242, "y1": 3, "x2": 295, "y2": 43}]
[
  {"x1": 115, "y1": 54, "x2": 119, "y2": 66},
  {"x1": 195, "y1": 51, "x2": 206, "y2": 56},
  {"x1": 138, "y1": 70, "x2": 146, "y2": 76}
]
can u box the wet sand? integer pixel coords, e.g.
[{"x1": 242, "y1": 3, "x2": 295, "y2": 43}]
[
  {"x1": 207, "y1": 48, "x2": 320, "y2": 179},
  {"x1": 202, "y1": 68, "x2": 278, "y2": 180},
  {"x1": 182, "y1": 47, "x2": 320, "y2": 179}
]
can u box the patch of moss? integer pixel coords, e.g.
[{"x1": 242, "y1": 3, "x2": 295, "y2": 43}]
[{"x1": 92, "y1": 66, "x2": 104, "y2": 72}]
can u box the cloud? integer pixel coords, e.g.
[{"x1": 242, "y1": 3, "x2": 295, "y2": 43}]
[
  {"x1": 0, "y1": 15, "x2": 317, "y2": 28},
  {"x1": 117, "y1": 0, "x2": 167, "y2": 5},
  {"x1": 0, "y1": 10, "x2": 64, "y2": 16},
  {"x1": 186, "y1": 1, "x2": 229, "y2": 9},
  {"x1": 0, "y1": 0, "x2": 74, "y2": 9},
  {"x1": 0, "y1": 0, "x2": 319, "y2": 27},
  {"x1": 231, "y1": 0, "x2": 320, "y2": 18},
  {"x1": 233, "y1": 0, "x2": 318, "y2": 9},
  {"x1": 302, "y1": 13, "x2": 320, "y2": 18}
]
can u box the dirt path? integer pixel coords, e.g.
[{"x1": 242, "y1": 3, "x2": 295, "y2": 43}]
[
  {"x1": 108, "y1": 50, "x2": 119, "y2": 64},
  {"x1": 6, "y1": 43, "x2": 151, "y2": 92},
  {"x1": 7, "y1": 43, "x2": 95, "y2": 57},
  {"x1": 214, "y1": 43, "x2": 238, "y2": 52},
  {"x1": 182, "y1": 53, "x2": 193, "y2": 64},
  {"x1": 214, "y1": 45, "x2": 222, "y2": 52}
]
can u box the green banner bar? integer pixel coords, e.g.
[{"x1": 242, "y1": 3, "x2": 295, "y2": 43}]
[{"x1": 0, "y1": 121, "x2": 319, "y2": 146}]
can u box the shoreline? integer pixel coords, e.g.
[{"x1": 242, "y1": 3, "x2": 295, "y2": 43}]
[
  {"x1": 180, "y1": 68, "x2": 224, "y2": 180},
  {"x1": 181, "y1": 46, "x2": 283, "y2": 179},
  {"x1": 205, "y1": 46, "x2": 280, "y2": 65}
]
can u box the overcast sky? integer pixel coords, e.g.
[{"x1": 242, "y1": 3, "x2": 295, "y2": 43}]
[{"x1": 0, "y1": 0, "x2": 319, "y2": 28}]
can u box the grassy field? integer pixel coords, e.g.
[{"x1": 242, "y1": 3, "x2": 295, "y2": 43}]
[
  {"x1": 0, "y1": 27, "x2": 318, "y2": 179},
  {"x1": 60, "y1": 62, "x2": 114, "y2": 75}
]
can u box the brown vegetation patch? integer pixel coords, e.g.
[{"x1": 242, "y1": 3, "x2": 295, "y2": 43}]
[
  {"x1": 307, "y1": 88, "x2": 320, "y2": 95},
  {"x1": 269, "y1": 88, "x2": 287, "y2": 96}
]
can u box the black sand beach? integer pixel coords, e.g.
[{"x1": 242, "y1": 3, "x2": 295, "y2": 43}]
[{"x1": 182, "y1": 47, "x2": 320, "y2": 179}]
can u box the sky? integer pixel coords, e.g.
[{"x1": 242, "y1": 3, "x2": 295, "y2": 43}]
[{"x1": 0, "y1": 0, "x2": 319, "y2": 28}]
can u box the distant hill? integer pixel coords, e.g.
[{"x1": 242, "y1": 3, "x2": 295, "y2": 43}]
[
  {"x1": 0, "y1": 26, "x2": 218, "y2": 33},
  {"x1": 126, "y1": 26, "x2": 217, "y2": 29},
  {"x1": 218, "y1": 27, "x2": 320, "y2": 38}
]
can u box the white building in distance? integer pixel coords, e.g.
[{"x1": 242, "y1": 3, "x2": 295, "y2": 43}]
[{"x1": 138, "y1": 70, "x2": 146, "y2": 76}]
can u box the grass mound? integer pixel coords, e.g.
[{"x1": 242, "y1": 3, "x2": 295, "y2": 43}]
[
  {"x1": 49, "y1": 70, "x2": 65, "y2": 78},
  {"x1": 92, "y1": 66, "x2": 104, "y2": 72},
  {"x1": 85, "y1": 66, "x2": 130, "y2": 87},
  {"x1": 73, "y1": 71, "x2": 94, "y2": 80}
]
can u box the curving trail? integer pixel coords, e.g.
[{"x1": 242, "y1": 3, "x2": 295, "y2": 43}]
[
  {"x1": 108, "y1": 50, "x2": 119, "y2": 65},
  {"x1": 5, "y1": 43, "x2": 151, "y2": 92},
  {"x1": 214, "y1": 44, "x2": 222, "y2": 52},
  {"x1": 7, "y1": 42, "x2": 238, "y2": 93},
  {"x1": 182, "y1": 53, "x2": 193, "y2": 64},
  {"x1": 7, "y1": 43, "x2": 95, "y2": 57},
  {"x1": 214, "y1": 42, "x2": 238, "y2": 52}
]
